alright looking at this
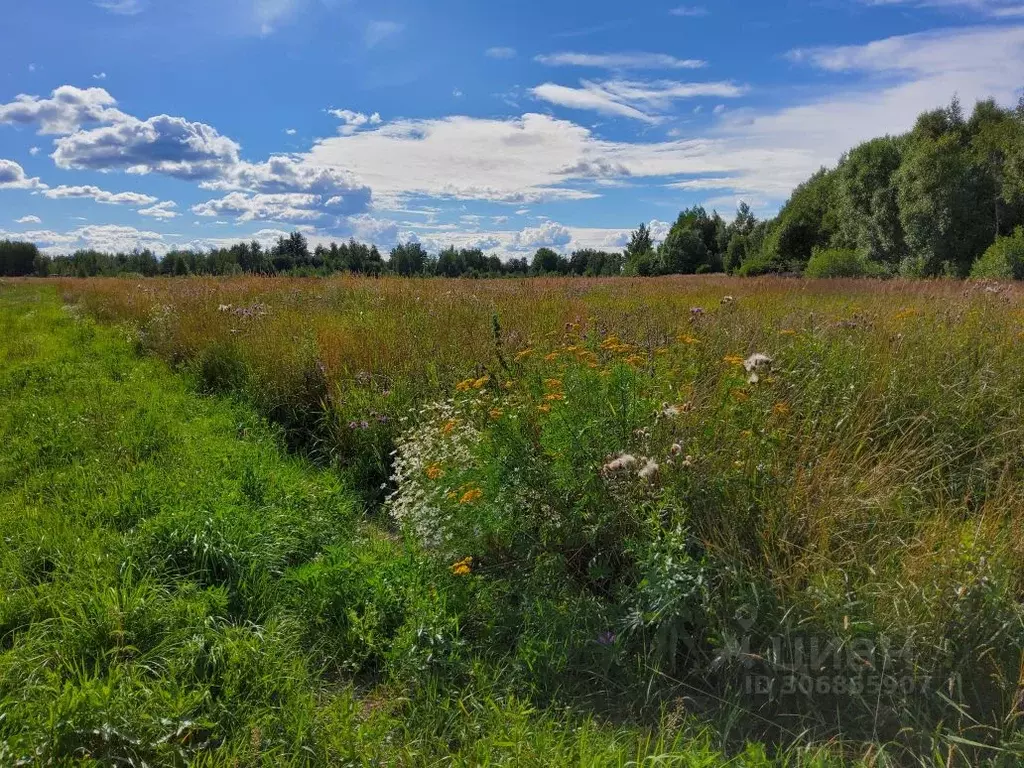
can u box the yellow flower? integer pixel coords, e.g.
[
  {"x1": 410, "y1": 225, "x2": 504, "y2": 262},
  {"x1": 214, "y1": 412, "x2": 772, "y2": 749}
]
[
  {"x1": 655, "y1": 347, "x2": 668, "y2": 355},
  {"x1": 441, "y1": 419, "x2": 458, "y2": 435},
  {"x1": 472, "y1": 375, "x2": 490, "y2": 390},
  {"x1": 446, "y1": 491, "x2": 458, "y2": 500},
  {"x1": 489, "y1": 408, "x2": 504, "y2": 420},
  {"x1": 678, "y1": 334, "x2": 699, "y2": 345},
  {"x1": 514, "y1": 348, "x2": 534, "y2": 362},
  {"x1": 723, "y1": 355, "x2": 745, "y2": 366},
  {"x1": 459, "y1": 488, "x2": 483, "y2": 504},
  {"x1": 455, "y1": 378, "x2": 475, "y2": 392},
  {"x1": 544, "y1": 352, "x2": 560, "y2": 362},
  {"x1": 544, "y1": 392, "x2": 565, "y2": 402},
  {"x1": 425, "y1": 463, "x2": 445, "y2": 480},
  {"x1": 773, "y1": 402, "x2": 791, "y2": 416},
  {"x1": 731, "y1": 388, "x2": 750, "y2": 402},
  {"x1": 600, "y1": 335, "x2": 621, "y2": 350},
  {"x1": 537, "y1": 404, "x2": 552, "y2": 413},
  {"x1": 625, "y1": 354, "x2": 646, "y2": 367},
  {"x1": 544, "y1": 378, "x2": 563, "y2": 390},
  {"x1": 451, "y1": 556, "x2": 473, "y2": 576}
]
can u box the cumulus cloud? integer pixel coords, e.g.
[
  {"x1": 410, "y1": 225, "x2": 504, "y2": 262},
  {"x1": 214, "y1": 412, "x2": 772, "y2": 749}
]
[
  {"x1": 531, "y1": 79, "x2": 746, "y2": 122},
  {"x1": 328, "y1": 109, "x2": 383, "y2": 135},
  {"x1": 535, "y1": 52, "x2": 706, "y2": 70},
  {"x1": 52, "y1": 114, "x2": 242, "y2": 180},
  {"x1": 510, "y1": 221, "x2": 573, "y2": 251},
  {"x1": 16, "y1": 215, "x2": 42, "y2": 224},
  {"x1": 138, "y1": 201, "x2": 179, "y2": 219},
  {"x1": 192, "y1": 192, "x2": 330, "y2": 222},
  {"x1": 0, "y1": 86, "x2": 125, "y2": 135},
  {"x1": 43, "y1": 184, "x2": 158, "y2": 206},
  {"x1": 0, "y1": 159, "x2": 45, "y2": 190}
]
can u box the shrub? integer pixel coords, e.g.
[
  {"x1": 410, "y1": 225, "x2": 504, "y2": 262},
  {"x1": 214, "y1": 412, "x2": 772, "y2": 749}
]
[
  {"x1": 970, "y1": 227, "x2": 1024, "y2": 279},
  {"x1": 804, "y1": 248, "x2": 886, "y2": 278}
]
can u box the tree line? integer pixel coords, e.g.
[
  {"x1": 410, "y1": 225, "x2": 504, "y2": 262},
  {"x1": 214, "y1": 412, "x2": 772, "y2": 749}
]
[{"x1": 4, "y1": 97, "x2": 1024, "y2": 281}]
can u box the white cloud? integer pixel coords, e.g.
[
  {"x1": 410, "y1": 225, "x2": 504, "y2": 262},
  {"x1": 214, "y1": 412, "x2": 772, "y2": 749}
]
[
  {"x1": 285, "y1": 128, "x2": 297, "y2": 135},
  {"x1": 138, "y1": 201, "x2": 179, "y2": 219},
  {"x1": 510, "y1": 221, "x2": 573, "y2": 251},
  {"x1": 52, "y1": 114, "x2": 242, "y2": 180},
  {"x1": 192, "y1": 192, "x2": 328, "y2": 222},
  {"x1": 328, "y1": 109, "x2": 383, "y2": 135},
  {"x1": 43, "y1": 185, "x2": 158, "y2": 206},
  {"x1": 669, "y1": 5, "x2": 709, "y2": 16},
  {"x1": 365, "y1": 20, "x2": 403, "y2": 48},
  {"x1": 28, "y1": 147, "x2": 40, "y2": 156},
  {"x1": 92, "y1": 73, "x2": 107, "y2": 81},
  {"x1": 254, "y1": 0, "x2": 301, "y2": 35},
  {"x1": 95, "y1": 0, "x2": 146, "y2": 14},
  {"x1": 486, "y1": 47, "x2": 517, "y2": 59},
  {"x1": 0, "y1": 159, "x2": 45, "y2": 190},
  {"x1": 531, "y1": 78, "x2": 746, "y2": 122},
  {"x1": 535, "y1": 52, "x2": 706, "y2": 70},
  {"x1": 16, "y1": 215, "x2": 42, "y2": 224},
  {"x1": 0, "y1": 86, "x2": 125, "y2": 135}
]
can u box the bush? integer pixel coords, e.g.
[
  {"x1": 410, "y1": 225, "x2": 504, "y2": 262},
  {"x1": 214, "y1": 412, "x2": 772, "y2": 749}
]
[
  {"x1": 804, "y1": 248, "x2": 886, "y2": 278},
  {"x1": 970, "y1": 227, "x2": 1024, "y2": 279}
]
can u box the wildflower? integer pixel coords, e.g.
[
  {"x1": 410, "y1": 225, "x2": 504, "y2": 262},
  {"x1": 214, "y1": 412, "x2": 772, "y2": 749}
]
[
  {"x1": 721, "y1": 295, "x2": 735, "y2": 304},
  {"x1": 544, "y1": 378, "x2": 563, "y2": 391},
  {"x1": 425, "y1": 463, "x2": 445, "y2": 480},
  {"x1": 655, "y1": 347, "x2": 668, "y2": 355},
  {"x1": 734, "y1": 460, "x2": 744, "y2": 468},
  {"x1": 625, "y1": 354, "x2": 646, "y2": 367},
  {"x1": 773, "y1": 402, "x2": 791, "y2": 416},
  {"x1": 638, "y1": 459, "x2": 660, "y2": 481},
  {"x1": 678, "y1": 334, "x2": 699, "y2": 345},
  {"x1": 671, "y1": 443, "x2": 684, "y2": 456},
  {"x1": 660, "y1": 403, "x2": 682, "y2": 419},
  {"x1": 682, "y1": 455, "x2": 694, "y2": 468},
  {"x1": 514, "y1": 348, "x2": 533, "y2": 362},
  {"x1": 441, "y1": 419, "x2": 457, "y2": 435},
  {"x1": 741, "y1": 430, "x2": 754, "y2": 439},
  {"x1": 544, "y1": 392, "x2": 565, "y2": 402},
  {"x1": 743, "y1": 353, "x2": 773, "y2": 384},
  {"x1": 472, "y1": 375, "x2": 490, "y2": 389},
  {"x1": 459, "y1": 488, "x2": 483, "y2": 504},
  {"x1": 537, "y1": 404, "x2": 552, "y2": 413},
  {"x1": 217, "y1": 304, "x2": 233, "y2": 313},
  {"x1": 690, "y1": 307, "x2": 705, "y2": 317},
  {"x1": 451, "y1": 557, "x2": 473, "y2": 576},
  {"x1": 544, "y1": 352, "x2": 559, "y2": 362},
  {"x1": 597, "y1": 630, "x2": 616, "y2": 646},
  {"x1": 731, "y1": 388, "x2": 749, "y2": 402},
  {"x1": 489, "y1": 408, "x2": 504, "y2": 420},
  {"x1": 455, "y1": 378, "x2": 475, "y2": 392},
  {"x1": 723, "y1": 355, "x2": 746, "y2": 366},
  {"x1": 603, "y1": 453, "x2": 638, "y2": 473}
]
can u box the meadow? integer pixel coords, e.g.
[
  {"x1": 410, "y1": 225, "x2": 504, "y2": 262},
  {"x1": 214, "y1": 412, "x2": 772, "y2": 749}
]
[{"x1": 3, "y1": 274, "x2": 1024, "y2": 765}]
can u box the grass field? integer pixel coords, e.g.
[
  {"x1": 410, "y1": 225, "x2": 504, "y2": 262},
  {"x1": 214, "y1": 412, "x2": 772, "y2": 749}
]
[{"x1": 4, "y1": 276, "x2": 1024, "y2": 765}]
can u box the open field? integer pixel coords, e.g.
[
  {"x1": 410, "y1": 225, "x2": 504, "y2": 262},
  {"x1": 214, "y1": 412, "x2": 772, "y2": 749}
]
[{"x1": 4, "y1": 275, "x2": 1024, "y2": 765}]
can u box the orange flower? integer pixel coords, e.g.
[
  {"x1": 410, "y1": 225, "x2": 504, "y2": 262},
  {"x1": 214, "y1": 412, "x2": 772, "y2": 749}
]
[
  {"x1": 544, "y1": 352, "x2": 560, "y2": 362},
  {"x1": 625, "y1": 354, "x2": 646, "y2": 367},
  {"x1": 544, "y1": 392, "x2": 565, "y2": 402},
  {"x1": 451, "y1": 556, "x2": 473, "y2": 576},
  {"x1": 425, "y1": 463, "x2": 445, "y2": 480},
  {"x1": 459, "y1": 488, "x2": 483, "y2": 504},
  {"x1": 489, "y1": 408, "x2": 504, "y2": 420},
  {"x1": 455, "y1": 378, "x2": 475, "y2": 392},
  {"x1": 543, "y1": 378, "x2": 563, "y2": 390},
  {"x1": 472, "y1": 375, "x2": 490, "y2": 389},
  {"x1": 441, "y1": 419, "x2": 458, "y2": 435}
]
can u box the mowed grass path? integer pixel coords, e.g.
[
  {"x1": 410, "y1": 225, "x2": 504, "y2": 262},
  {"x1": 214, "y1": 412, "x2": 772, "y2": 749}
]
[{"x1": 0, "y1": 283, "x2": 802, "y2": 766}]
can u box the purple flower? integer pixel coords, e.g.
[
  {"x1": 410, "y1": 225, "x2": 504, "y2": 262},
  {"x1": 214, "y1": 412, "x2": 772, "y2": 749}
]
[{"x1": 597, "y1": 631, "x2": 616, "y2": 646}]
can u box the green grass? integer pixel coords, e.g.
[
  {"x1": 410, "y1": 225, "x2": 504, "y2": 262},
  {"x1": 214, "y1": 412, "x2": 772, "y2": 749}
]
[{"x1": 1, "y1": 282, "x2": 849, "y2": 766}]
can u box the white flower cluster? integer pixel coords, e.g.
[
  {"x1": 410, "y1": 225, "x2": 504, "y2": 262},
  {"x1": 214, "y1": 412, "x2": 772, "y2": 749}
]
[{"x1": 385, "y1": 397, "x2": 482, "y2": 550}]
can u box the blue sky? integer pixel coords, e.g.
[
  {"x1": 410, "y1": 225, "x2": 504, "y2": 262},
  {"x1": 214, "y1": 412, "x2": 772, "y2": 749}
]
[{"x1": 2, "y1": 0, "x2": 1024, "y2": 256}]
